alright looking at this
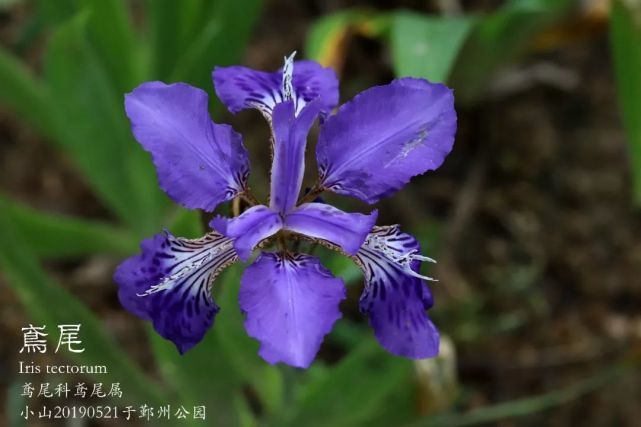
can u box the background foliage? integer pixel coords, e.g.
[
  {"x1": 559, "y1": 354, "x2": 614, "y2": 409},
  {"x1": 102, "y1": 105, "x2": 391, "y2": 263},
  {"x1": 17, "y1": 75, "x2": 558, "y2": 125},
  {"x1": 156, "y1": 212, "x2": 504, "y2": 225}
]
[{"x1": 1, "y1": 0, "x2": 640, "y2": 426}]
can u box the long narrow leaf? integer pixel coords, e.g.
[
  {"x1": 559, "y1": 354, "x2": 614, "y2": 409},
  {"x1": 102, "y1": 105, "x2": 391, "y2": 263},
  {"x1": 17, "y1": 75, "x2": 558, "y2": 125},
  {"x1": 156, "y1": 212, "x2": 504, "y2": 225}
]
[
  {"x1": 610, "y1": 0, "x2": 641, "y2": 206},
  {"x1": 75, "y1": 0, "x2": 142, "y2": 92},
  {"x1": 44, "y1": 12, "x2": 167, "y2": 233},
  {"x1": 266, "y1": 338, "x2": 413, "y2": 427},
  {"x1": 170, "y1": 0, "x2": 264, "y2": 92},
  {"x1": 214, "y1": 264, "x2": 285, "y2": 415},
  {"x1": 0, "y1": 46, "x2": 58, "y2": 139},
  {"x1": 148, "y1": 329, "x2": 246, "y2": 427},
  {"x1": 405, "y1": 365, "x2": 625, "y2": 427},
  {"x1": 0, "y1": 210, "x2": 163, "y2": 406},
  {"x1": 144, "y1": 220, "x2": 250, "y2": 425},
  {"x1": 147, "y1": 0, "x2": 263, "y2": 93},
  {"x1": 0, "y1": 194, "x2": 137, "y2": 258},
  {"x1": 390, "y1": 11, "x2": 475, "y2": 83},
  {"x1": 33, "y1": 0, "x2": 77, "y2": 26},
  {"x1": 6, "y1": 380, "x2": 27, "y2": 427},
  {"x1": 146, "y1": 0, "x2": 207, "y2": 81}
]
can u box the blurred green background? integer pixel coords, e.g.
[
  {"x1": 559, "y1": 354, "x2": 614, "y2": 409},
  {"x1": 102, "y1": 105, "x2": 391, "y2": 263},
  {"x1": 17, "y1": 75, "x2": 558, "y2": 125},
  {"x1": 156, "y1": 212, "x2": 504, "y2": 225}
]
[{"x1": 1, "y1": 0, "x2": 640, "y2": 426}]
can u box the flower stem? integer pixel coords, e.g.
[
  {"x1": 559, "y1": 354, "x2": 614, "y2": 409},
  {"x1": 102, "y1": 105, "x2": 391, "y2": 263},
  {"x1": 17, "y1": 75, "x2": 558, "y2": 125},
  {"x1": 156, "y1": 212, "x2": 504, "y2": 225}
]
[
  {"x1": 232, "y1": 197, "x2": 241, "y2": 217},
  {"x1": 239, "y1": 189, "x2": 260, "y2": 207},
  {"x1": 298, "y1": 184, "x2": 325, "y2": 205}
]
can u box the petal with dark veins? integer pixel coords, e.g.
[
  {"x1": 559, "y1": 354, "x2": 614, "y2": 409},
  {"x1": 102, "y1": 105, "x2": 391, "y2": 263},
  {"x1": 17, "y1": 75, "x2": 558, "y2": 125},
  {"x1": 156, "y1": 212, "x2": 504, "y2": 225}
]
[
  {"x1": 354, "y1": 225, "x2": 439, "y2": 358},
  {"x1": 114, "y1": 231, "x2": 238, "y2": 353},
  {"x1": 239, "y1": 252, "x2": 345, "y2": 368}
]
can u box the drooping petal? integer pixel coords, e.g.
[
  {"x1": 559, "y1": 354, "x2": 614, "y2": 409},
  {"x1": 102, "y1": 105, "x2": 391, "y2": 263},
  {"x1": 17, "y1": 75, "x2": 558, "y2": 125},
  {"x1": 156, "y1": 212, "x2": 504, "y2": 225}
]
[
  {"x1": 209, "y1": 205, "x2": 283, "y2": 262},
  {"x1": 284, "y1": 203, "x2": 377, "y2": 255},
  {"x1": 113, "y1": 231, "x2": 238, "y2": 353},
  {"x1": 239, "y1": 252, "x2": 345, "y2": 368},
  {"x1": 354, "y1": 225, "x2": 439, "y2": 358},
  {"x1": 125, "y1": 81, "x2": 250, "y2": 212},
  {"x1": 269, "y1": 100, "x2": 321, "y2": 213},
  {"x1": 316, "y1": 78, "x2": 456, "y2": 204},
  {"x1": 213, "y1": 55, "x2": 338, "y2": 119}
]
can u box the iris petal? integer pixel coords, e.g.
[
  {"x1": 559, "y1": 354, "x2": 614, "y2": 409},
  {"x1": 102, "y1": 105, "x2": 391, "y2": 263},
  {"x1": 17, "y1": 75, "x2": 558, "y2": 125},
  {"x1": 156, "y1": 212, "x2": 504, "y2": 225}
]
[
  {"x1": 210, "y1": 205, "x2": 283, "y2": 262},
  {"x1": 213, "y1": 58, "x2": 338, "y2": 120},
  {"x1": 125, "y1": 82, "x2": 250, "y2": 212},
  {"x1": 354, "y1": 225, "x2": 439, "y2": 358},
  {"x1": 284, "y1": 203, "x2": 377, "y2": 255},
  {"x1": 270, "y1": 100, "x2": 321, "y2": 213},
  {"x1": 239, "y1": 252, "x2": 345, "y2": 368},
  {"x1": 114, "y1": 231, "x2": 238, "y2": 353},
  {"x1": 316, "y1": 77, "x2": 456, "y2": 204}
]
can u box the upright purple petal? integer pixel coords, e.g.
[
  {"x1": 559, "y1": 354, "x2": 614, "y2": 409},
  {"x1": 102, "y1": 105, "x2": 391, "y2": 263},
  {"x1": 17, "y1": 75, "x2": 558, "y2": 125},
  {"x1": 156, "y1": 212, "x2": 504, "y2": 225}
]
[
  {"x1": 291, "y1": 60, "x2": 339, "y2": 115},
  {"x1": 316, "y1": 78, "x2": 456, "y2": 204},
  {"x1": 284, "y1": 203, "x2": 377, "y2": 255},
  {"x1": 114, "y1": 231, "x2": 238, "y2": 353},
  {"x1": 125, "y1": 82, "x2": 250, "y2": 212},
  {"x1": 209, "y1": 205, "x2": 283, "y2": 262},
  {"x1": 270, "y1": 100, "x2": 321, "y2": 213},
  {"x1": 213, "y1": 65, "x2": 281, "y2": 117},
  {"x1": 355, "y1": 226, "x2": 439, "y2": 358},
  {"x1": 213, "y1": 57, "x2": 338, "y2": 119},
  {"x1": 239, "y1": 252, "x2": 345, "y2": 368}
]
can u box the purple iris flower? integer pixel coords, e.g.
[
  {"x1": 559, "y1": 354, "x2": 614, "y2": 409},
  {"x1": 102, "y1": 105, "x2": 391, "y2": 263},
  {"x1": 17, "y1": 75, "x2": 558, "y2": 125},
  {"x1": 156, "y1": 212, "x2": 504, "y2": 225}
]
[{"x1": 114, "y1": 53, "x2": 456, "y2": 368}]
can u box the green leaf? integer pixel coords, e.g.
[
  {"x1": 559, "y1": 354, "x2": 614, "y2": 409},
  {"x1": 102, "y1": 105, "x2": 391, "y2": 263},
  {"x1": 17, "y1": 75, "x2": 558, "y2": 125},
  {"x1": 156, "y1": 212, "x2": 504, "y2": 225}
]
[
  {"x1": 214, "y1": 264, "x2": 285, "y2": 415},
  {"x1": 144, "y1": 202, "x2": 258, "y2": 424},
  {"x1": 144, "y1": 214, "x2": 246, "y2": 425},
  {"x1": 148, "y1": 328, "x2": 246, "y2": 427},
  {"x1": 0, "y1": 0, "x2": 21, "y2": 8},
  {"x1": 131, "y1": 265, "x2": 275, "y2": 418},
  {"x1": 172, "y1": 0, "x2": 263, "y2": 91},
  {"x1": 267, "y1": 338, "x2": 413, "y2": 427},
  {"x1": 0, "y1": 209, "x2": 164, "y2": 406},
  {"x1": 147, "y1": 263, "x2": 273, "y2": 425},
  {"x1": 75, "y1": 0, "x2": 142, "y2": 92},
  {"x1": 0, "y1": 46, "x2": 58, "y2": 139},
  {"x1": 7, "y1": 380, "x2": 27, "y2": 427},
  {"x1": 0, "y1": 194, "x2": 137, "y2": 258},
  {"x1": 147, "y1": 0, "x2": 262, "y2": 91},
  {"x1": 390, "y1": 11, "x2": 475, "y2": 83},
  {"x1": 32, "y1": 0, "x2": 77, "y2": 26},
  {"x1": 405, "y1": 365, "x2": 625, "y2": 427},
  {"x1": 305, "y1": 10, "x2": 388, "y2": 67},
  {"x1": 146, "y1": 0, "x2": 205, "y2": 81},
  {"x1": 611, "y1": 0, "x2": 641, "y2": 206},
  {"x1": 316, "y1": 248, "x2": 362, "y2": 285},
  {"x1": 44, "y1": 12, "x2": 167, "y2": 233},
  {"x1": 166, "y1": 207, "x2": 206, "y2": 239},
  {"x1": 449, "y1": 0, "x2": 570, "y2": 103}
]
